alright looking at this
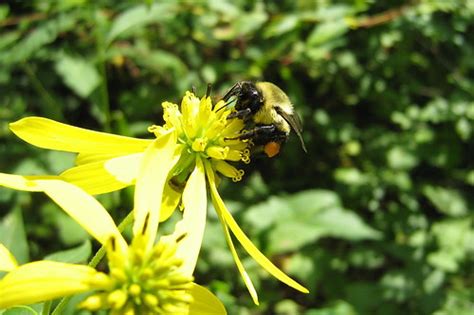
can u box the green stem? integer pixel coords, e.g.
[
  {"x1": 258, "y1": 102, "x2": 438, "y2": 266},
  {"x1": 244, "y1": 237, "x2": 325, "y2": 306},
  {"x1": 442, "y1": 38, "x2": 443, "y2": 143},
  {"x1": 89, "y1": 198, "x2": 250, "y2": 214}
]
[
  {"x1": 22, "y1": 63, "x2": 64, "y2": 121},
  {"x1": 51, "y1": 211, "x2": 134, "y2": 315},
  {"x1": 95, "y1": 11, "x2": 111, "y2": 132},
  {"x1": 41, "y1": 300, "x2": 52, "y2": 315}
]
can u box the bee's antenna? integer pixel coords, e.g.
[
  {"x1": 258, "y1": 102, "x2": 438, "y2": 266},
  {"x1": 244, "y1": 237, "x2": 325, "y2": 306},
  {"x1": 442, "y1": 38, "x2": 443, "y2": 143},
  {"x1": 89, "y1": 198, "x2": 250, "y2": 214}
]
[
  {"x1": 205, "y1": 83, "x2": 212, "y2": 98},
  {"x1": 216, "y1": 98, "x2": 236, "y2": 112}
]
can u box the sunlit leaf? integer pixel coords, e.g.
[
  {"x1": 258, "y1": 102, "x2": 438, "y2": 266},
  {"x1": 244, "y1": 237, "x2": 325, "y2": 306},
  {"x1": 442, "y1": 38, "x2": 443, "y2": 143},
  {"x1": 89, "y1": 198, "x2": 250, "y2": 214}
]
[
  {"x1": 0, "y1": 208, "x2": 29, "y2": 265},
  {"x1": 54, "y1": 54, "x2": 101, "y2": 98},
  {"x1": 43, "y1": 240, "x2": 91, "y2": 264}
]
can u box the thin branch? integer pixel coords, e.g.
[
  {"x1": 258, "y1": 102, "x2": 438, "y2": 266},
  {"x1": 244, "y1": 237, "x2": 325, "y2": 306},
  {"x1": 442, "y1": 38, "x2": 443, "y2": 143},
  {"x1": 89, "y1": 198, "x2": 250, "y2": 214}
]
[
  {"x1": 0, "y1": 12, "x2": 47, "y2": 27},
  {"x1": 354, "y1": 5, "x2": 409, "y2": 28}
]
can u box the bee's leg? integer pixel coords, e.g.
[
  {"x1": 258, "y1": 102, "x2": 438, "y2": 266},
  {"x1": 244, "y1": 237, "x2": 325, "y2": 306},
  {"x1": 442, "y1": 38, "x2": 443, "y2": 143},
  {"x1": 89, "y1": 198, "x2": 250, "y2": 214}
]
[
  {"x1": 237, "y1": 124, "x2": 287, "y2": 144},
  {"x1": 227, "y1": 108, "x2": 252, "y2": 120}
]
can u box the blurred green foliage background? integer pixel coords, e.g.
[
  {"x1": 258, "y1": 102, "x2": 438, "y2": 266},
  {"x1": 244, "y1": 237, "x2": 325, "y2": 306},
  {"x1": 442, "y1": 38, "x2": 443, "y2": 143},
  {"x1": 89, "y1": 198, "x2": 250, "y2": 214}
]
[{"x1": 1, "y1": 0, "x2": 473, "y2": 314}]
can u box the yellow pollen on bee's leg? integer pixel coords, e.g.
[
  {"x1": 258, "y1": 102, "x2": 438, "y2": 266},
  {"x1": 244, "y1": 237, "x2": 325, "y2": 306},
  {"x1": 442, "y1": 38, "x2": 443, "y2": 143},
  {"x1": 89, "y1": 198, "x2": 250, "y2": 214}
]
[{"x1": 264, "y1": 142, "x2": 281, "y2": 158}]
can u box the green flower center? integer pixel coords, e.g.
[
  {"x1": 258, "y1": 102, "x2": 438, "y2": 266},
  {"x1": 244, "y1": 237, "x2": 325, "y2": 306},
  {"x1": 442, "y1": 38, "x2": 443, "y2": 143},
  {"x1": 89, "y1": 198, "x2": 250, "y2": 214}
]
[{"x1": 80, "y1": 240, "x2": 194, "y2": 314}]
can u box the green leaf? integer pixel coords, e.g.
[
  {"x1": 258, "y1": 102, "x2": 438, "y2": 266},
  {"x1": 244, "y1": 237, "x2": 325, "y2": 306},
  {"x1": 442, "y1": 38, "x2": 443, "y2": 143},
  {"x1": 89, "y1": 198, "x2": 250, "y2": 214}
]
[
  {"x1": 45, "y1": 151, "x2": 75, "y2": 174},
  {"x1": 2, "y1": 306, "x2": 39, "y2": 315},
  {"x1": 334, "y1": 168, "x2": 370, "y2": 186},
  {"x1": 106, "y1": 3, "x2": 177, "y2": 45},
  {"x1": 0, "y1": 15, "x2": 76, "y2": 64},
  {"x1": 428, "y1": 218, "x2": 473, "y2": 272},
  {"x1": 423, "y1": 186, "x2": 468, "y2": 217},
  {"x1": 43, "y1": 240, "x2": 91, "y2": 264},
  {"x1": 243, "y1": 196, "x2": 293, "y2": 231},
  {"x1": 304, "y1": 300, "x2": 357, "y2": 315},
  {"x1": 133, "y1": 49, "x2": 187, "y2": 77},
  {"x1": 214, "y1": 3, "x2": 268, "y2": 40},
  {"x1": 244, "y1": 190, "x2": 381, "y2": 253},
  {"x1": 263, "y1": 14, "x2": 300, "y2": 38},
  {"x1": 387, "y1": 146, "x2": 419, "y2": 170},
  {"x1": 307, "y1": 19, "x2": 348, "y2": 46},
  {"x1": 275, "y1": 299, "x2": 300, "y2": 314},
  {"x1": 54, "y1": 54, "x2": 101, "y2": 98},
  {"x1": 434, "y1": 287, "x2": 474, "y2": 315},
  {"x1": 54, "y1": 210, "x2": 90, "y2": 246},
  {"x1": 0, "y1": 207, "x2": 29, "y2": 264},
  {"x1": 0, "y1": 4, "x2": 9, "y2": 21}
]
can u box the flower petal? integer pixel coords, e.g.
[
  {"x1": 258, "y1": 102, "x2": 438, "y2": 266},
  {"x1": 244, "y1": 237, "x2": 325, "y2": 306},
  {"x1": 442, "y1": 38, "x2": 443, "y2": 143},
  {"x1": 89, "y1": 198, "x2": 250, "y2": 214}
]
[
  {"x1": 205, "y1": 164, "x2": 309, "y2": 295},
  {"x1": 0, "y1": 174, "x2": 127, "y2": 251},
  {"x1": 159, "y1": 182, "x2": 182, "y2": 222},
  {"x1": 10, "y1": 117, "x2": 152, "y2": 153},
  {"x1": 0, "y1": 261, "x2": 102, "y2": 309},
  {"x1": 212, "y1": 204, "x2": 259, "y2": 305},
  {"x1": 75, "y1": 152, "x2": 123, "y2": 165},
  {"x1": 168, "y1": 158, "x2": 207, "y2": 276},
  {"x1": 133, "y1": 130, "x2": 177, "y2": 249},
  {"x1": 35, "y1": 179, "x2": 127, "y2": 250},
  {"x1": 0, "y1": 244, "x2": 18, "y2": 272},
  {"x1": 0, "y1": 173, "x2": 58, "y2": 192},
  {"x1": 61, "y1": 153, "x2": 143, "y2": 195},
  {"x1": 188, "y1": 283, "x2": 227, "y2": 315}
]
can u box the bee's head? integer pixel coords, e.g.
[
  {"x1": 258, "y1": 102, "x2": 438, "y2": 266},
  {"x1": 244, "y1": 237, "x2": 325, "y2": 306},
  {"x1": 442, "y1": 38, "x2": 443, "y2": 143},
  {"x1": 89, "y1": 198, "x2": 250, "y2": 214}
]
[{"x1": 235, "y1": 82, "x2": 263, "y2": 112}]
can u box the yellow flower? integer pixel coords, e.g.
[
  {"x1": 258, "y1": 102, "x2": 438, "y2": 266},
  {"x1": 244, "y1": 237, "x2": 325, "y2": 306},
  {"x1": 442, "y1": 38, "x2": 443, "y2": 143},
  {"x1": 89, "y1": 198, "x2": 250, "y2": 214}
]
[
  {"x1": 0, "y1": 131, "x2": 225, "y2": 314},
  {"x1": 9, "y1": 91, "x2": 308, "y2": 304}
]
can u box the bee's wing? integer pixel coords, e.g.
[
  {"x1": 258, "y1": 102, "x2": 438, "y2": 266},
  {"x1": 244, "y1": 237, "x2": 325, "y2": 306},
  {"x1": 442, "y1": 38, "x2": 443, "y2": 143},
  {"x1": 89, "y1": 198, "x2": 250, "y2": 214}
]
[{"x1": 276, "y1": 106, "x2": 308, "y2": 153}]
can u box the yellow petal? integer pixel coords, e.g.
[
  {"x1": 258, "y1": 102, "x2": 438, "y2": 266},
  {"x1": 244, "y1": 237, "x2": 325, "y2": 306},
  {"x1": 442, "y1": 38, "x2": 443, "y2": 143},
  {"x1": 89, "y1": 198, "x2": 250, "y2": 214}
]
[
  {"x1": 35, "y1": 179, "x2": 128, "y2": 251},
  {"x1": 188, "y1": 283, "x2": 227, "y2": 315},
  {"x1": 0, "y1": 174, "x2": 127, "y2": 251},
  {"x1": 133, "y1": 130, "x2": 177, "y2": 249},
  {"x1": 0, "y1": 173, "x2": 58, "y2": 192},
  {"x1": 0, "y1": 261, "x2": 101, "y2": 309},
  {"x1": 159, "y1": 182, "x2": 182, "y2": 222},
  {"x1": 10, "y1": 117, "x2": 152, "y2": 153},
  {"x1": 75, "y1": 152, "x2": 123, "y2": 165},
  {"x1": 205, "y1": 164, "x2": 309, "y2": 294},
  {"x1": 212, "y1": 203, "x2": 259, "y2": 305},
  {"x1": 61, "y1": 162, "x2": 129, "y2": 195},
  {"x1": 168, "y1": 158, "x2": 207, "y2": 276},
  {"x1": 61, "y1": 153, "x2": 142, "y2": 195},
  {"x1": 0, "y1": 244, "x2": 18, "y2": 272},
  {"x1": 104, "y1": 153, "x2": 143, "y2": 183}
]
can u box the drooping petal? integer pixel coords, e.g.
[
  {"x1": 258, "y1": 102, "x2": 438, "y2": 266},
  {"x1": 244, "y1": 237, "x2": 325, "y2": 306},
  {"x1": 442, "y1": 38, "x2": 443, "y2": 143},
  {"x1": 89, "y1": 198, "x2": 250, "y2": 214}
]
[
  {"x1": 0, "y1": 261, "x2": 106, "y2": 309},
  {"x1": 166, "y1": 158, "x2": 207, "y2": 276},
  {"x1": 133, "y1": 130, "x2": 177, "y2": 250},
  {"x1": 0, "y1": 174, "x2": 127, "y2": 251},
  {"x1": 0, "y1": 244, "x2": 18, "y2": 272},
  {"x1": 159, "y1": 182, "x2": 182, "y2": 222},
  {"x1": 61, "y1": 153, "x2": 143, "y2": 195},
  {"x1": 205, "y1": 163, "x2": 309, "y2": 295},
  {"x1": 212, "y1": 203, "x2": 259, "y2": 305},
  {"x1": 0, "y1": 173, "x2": 58, "y2": 192},
  {"x1": 188, "y1": 284, "x2": 227, "y2": 315},
  {"x1": 35, "y1": 179, "x2": 127, "y2": 250},
  {"x1": 9, "y1": 117, "x2": 152, "y2": 154}
]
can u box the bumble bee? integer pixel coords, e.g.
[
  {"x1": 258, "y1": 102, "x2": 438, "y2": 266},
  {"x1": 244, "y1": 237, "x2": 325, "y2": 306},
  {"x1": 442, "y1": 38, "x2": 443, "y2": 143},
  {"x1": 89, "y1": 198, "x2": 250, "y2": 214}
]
[{"x1": 223, "y1": 81, "x2": 307, "y2": 157}]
